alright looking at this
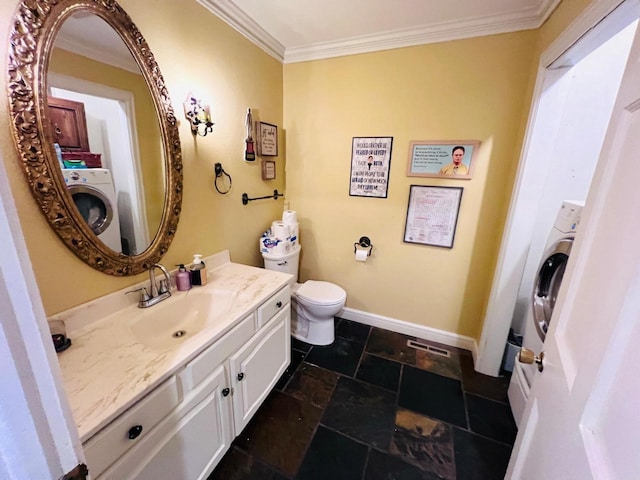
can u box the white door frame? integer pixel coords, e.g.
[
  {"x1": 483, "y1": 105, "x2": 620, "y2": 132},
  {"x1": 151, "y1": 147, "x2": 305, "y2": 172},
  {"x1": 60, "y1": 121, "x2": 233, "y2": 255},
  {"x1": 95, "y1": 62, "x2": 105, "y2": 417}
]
[
  {"x1": 0, "y1": 150, "x2": 83, "y2": 477},
  {"x1": 476, "y1": 0, "x2": 633, "y2": 376}
]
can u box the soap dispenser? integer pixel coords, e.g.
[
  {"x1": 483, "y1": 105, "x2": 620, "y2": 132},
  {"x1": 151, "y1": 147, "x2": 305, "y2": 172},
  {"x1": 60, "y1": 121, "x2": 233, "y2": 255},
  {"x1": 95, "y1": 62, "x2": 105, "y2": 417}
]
[
  {"x1": 190, "y1": 254, "x2": 208, "y2": 286},
  {"x1": 175, "y1": 264, "x2": 191, "y2": 291}
]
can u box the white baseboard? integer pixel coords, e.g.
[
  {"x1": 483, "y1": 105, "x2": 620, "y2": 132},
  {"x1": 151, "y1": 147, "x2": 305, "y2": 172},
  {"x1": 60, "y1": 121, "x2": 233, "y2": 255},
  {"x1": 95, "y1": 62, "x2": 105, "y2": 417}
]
[{"x1": 339, "y1": 307, "x2": 478, "y2": 364}]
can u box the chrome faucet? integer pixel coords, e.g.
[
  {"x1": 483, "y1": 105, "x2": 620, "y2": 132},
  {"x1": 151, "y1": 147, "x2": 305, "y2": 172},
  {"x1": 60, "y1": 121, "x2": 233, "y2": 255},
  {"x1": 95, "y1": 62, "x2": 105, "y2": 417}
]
[{"x1": 127, "y1": 263, "x2": 172, "y2": 308}]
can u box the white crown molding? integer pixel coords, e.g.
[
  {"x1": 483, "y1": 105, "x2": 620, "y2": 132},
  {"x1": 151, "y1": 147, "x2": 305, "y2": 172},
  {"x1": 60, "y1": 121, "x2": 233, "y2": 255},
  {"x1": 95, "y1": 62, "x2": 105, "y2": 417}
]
[
  {"x1": 543, "y1": 0, "x2": 633, "y2": 68},
  {"x1": 285, "y1": 2, "x2": 560, "y2": 64},
  {"x1": 199, "y1": 0, "x2": 561, "y2": 64},
  {"x1": 197, "y1": 0, "x2": 285, "y2": 62},
  {"x1": 54, "y1": 37, "x2": 141, "y2": 75},
  {"x1": 537, "y1": 0, "x2": 563, "y2": 22}
]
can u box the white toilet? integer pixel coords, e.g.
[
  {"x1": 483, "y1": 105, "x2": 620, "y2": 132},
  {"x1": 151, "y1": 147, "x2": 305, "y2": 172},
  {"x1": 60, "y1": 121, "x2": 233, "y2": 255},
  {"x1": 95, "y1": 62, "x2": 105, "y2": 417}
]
[{"x1": 262, "y1": 244, "x2": 346, "y2": 345}]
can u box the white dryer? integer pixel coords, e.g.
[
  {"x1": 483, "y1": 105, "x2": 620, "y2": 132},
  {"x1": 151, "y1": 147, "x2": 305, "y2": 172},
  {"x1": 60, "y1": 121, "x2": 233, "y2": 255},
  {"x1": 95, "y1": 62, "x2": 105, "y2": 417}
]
[
  {"x1": 63, "y1": 168, "x2": 122, "y2": 252},
  {"x1": 508, "y1": 200, "x2": 584, "y2": 426}
]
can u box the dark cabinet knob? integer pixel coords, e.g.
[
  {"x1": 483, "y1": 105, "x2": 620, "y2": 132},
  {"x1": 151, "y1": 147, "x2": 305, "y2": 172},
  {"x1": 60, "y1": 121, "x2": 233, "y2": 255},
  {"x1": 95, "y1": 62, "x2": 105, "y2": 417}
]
[
  {"x1": 276, "y1": 301, "x2": 283, "y2": 308},
  {"x1": 128, "y1": 425, "x2": 143, "y2": 440},
  {"x1": 222, "y1": 387, "x2": 230, "y2": 397},
  {"x1": 237, "y1": 372, "x2": 245, "y2": 381}
]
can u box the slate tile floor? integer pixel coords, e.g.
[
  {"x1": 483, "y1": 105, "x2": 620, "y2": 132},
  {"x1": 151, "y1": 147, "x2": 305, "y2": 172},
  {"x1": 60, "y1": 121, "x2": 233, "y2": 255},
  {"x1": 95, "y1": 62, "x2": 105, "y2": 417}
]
[{"x1": 209, "y1": 319, "x2": 517, "y2": 480}]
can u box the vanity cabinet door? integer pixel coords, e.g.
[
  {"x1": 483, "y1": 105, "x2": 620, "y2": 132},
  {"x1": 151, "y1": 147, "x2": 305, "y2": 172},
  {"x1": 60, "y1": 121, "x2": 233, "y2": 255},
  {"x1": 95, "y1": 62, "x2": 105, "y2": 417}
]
[
  {"x1": 99, "y1": 365, "x2": 232, "y2": 480},
  {"x1": 229, "y1": 306, "x2": 290, "y2": 433}
]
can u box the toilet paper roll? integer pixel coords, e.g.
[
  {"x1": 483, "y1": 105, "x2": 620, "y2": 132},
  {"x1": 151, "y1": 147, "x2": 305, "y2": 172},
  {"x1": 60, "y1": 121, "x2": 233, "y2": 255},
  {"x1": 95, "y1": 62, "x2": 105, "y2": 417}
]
[
  {"x1": 259, "y1": 237, "x2": 268, "y2": 253},
  {"x1": 260, "y1": 236, "x2": 289, "y2": 255},
  {"x1": 271, "y1": 221, "x2": 290, "y2": 239},
  {"x1": 282, "y1": 210, "x2": 298, "y2": 225},
  {"x1": 355, "y1": 249, "x2": 368, "y2": 262},
  {"x1": 289, "y1": 223, "x2": 299, "y2": 243}
]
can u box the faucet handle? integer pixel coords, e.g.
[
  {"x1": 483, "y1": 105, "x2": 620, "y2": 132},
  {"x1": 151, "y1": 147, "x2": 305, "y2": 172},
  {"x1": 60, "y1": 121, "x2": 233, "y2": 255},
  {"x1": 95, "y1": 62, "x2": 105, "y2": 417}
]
[
  {"x1": 126, "y1": 287, "x2": 151, "y2": 302},
  {"x1": 158, "y1": 279, "x2": 171, "y2": 294}
]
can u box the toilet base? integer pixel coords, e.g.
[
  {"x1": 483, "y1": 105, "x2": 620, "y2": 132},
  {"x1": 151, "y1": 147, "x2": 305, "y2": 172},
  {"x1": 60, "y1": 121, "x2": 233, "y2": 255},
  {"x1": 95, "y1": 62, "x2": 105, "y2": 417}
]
[{"x1": 291, "y1": 307, "x2": 335, "y2": 346}]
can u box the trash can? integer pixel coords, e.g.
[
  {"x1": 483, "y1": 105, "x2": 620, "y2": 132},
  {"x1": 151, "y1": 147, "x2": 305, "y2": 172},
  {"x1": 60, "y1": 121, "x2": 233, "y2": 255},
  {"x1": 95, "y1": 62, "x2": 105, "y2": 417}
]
[{"x1": 501, "y1": 329, "x2": 523, "y2": 372}]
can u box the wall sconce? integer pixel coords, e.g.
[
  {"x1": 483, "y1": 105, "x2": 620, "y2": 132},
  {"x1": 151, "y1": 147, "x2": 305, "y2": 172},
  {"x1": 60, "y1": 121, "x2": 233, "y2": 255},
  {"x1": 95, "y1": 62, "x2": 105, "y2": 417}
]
[{"x1": 183, "y1": 93, "x2": 214, "y2": 136}]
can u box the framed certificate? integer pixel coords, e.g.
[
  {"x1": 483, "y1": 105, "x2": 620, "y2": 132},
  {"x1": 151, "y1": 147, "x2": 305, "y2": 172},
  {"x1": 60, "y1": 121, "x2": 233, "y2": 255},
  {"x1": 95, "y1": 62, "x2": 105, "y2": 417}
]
[{"x1": 403, "y1": 185, "x2": 463, "y2": 248}]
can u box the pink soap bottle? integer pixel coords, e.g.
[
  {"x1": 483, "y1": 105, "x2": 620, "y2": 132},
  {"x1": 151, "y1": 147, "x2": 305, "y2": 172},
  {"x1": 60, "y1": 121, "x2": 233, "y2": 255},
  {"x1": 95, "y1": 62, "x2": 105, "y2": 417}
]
[{"x1": 175, "y1": 264, "x2": 191, "y2": 291}]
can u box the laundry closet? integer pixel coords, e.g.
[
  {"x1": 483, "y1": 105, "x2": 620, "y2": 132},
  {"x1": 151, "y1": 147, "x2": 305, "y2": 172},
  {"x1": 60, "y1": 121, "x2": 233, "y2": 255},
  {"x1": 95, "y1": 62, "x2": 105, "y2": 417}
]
[{"x1": 496, "y1": 19, "x2": 639, "y2": 423}]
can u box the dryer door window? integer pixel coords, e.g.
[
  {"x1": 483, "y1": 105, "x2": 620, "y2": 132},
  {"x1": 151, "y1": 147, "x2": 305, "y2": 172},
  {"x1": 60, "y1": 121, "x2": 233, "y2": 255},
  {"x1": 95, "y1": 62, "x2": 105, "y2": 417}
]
[
  {"x1": 532, "y1": 238, "x2": 574, "y2": 342},
  {"x1": 68, "y1": 185, "x2": 114, "y2": 235}
]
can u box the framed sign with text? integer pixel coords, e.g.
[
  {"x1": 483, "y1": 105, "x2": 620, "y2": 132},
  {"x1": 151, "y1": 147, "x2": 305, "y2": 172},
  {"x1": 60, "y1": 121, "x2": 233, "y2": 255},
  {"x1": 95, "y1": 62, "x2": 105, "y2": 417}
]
[
  {"x1": 257, "y1": 122, "x2": 278, "y2": 156},
  {"x1": 349, "y1": 136, "x2": 393, "y2": 198},
  {"x1": 407, "y1": 140, "x2": 479, "y2": 179},
  {"x1": 262, "y1": 159, "x2": 276, "y2": 180}
]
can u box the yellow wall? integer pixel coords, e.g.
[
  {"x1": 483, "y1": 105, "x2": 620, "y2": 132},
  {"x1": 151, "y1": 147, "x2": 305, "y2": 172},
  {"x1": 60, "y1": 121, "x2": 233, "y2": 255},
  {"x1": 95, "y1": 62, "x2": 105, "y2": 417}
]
[
  {"x1": 283, "y1": 1, "x2": 592, "y2": 340},
  {"x1": 49, "y1": 47, "x2": 165, "y2": 234},
  {"x1": 1, "y1": 0, "x2": 284, "y2": 315},
  {"x1": 283, "y1": 33, "x2": 536, "y2": 338}
]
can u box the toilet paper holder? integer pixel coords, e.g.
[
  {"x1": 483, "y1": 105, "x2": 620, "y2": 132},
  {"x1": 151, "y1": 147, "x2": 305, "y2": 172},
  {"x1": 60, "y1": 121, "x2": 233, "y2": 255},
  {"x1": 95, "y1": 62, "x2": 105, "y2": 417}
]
[{"x1": 354, "y1": 236, "x2": 373, "y2": 257}]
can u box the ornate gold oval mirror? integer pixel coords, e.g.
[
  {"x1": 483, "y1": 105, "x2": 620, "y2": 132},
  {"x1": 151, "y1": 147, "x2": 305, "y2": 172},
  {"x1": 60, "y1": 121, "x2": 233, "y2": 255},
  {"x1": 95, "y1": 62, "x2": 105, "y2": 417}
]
[{"x1": 7, "y1": 0, "x2": 182, "y2": 276}]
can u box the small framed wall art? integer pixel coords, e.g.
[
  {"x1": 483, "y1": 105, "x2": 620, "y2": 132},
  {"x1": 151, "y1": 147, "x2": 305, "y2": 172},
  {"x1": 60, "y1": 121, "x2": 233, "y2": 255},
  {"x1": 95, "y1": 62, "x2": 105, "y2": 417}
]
[
  {"x1": 407, "y1": 140, "x2": 480, "y2": 179},
  {"x1": 262, "y1": 159, "x2": 276, "y2": 180},
  {"x1": 349, "y1": 136, "x2": 393, "y2": 198},
  {"x1": 257, "y1": 121, "x2": 278, "y2": 156}
]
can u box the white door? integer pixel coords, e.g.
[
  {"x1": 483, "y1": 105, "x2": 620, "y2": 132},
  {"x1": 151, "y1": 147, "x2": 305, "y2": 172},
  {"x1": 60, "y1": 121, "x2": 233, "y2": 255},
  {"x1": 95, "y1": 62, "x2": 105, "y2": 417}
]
[{"x1": 506, "y1": 24, "x2": 640, "y2": 479}]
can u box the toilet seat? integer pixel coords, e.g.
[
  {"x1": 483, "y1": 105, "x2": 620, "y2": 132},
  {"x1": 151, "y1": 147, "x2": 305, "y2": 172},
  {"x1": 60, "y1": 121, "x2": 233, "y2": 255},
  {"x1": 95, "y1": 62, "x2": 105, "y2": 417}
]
[{"x1": 295, "y1": 280, "x2": 346, "y2": 306}]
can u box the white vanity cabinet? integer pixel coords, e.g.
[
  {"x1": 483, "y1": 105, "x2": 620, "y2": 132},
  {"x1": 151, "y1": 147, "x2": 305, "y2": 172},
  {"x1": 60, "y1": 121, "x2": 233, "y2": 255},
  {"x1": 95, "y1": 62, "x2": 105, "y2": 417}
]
[
  {"x1": 229, "y1": 305, "x2": 290, "y2": 433},
  {"x1": 84, "y1": 285, "x2": 291, "y2": 480}
]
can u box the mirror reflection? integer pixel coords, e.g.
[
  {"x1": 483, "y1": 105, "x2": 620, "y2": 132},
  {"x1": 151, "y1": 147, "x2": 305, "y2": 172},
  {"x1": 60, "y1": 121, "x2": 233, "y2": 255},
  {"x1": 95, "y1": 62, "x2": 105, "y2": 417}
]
[{"x1": 47, "y1": 13, "x2": 165, "y2": 255}]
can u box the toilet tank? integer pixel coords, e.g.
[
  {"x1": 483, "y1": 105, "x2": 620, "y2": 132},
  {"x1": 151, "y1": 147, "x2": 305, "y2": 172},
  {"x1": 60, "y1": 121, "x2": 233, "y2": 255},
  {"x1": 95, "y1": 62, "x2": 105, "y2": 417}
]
[{"x1": 262, "y1": 244, "x2": 300, "y2": 283}]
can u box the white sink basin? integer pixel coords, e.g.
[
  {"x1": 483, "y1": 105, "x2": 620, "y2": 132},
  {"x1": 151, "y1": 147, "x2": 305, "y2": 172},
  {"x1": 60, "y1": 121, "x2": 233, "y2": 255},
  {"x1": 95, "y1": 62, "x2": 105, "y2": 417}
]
[{"x1": 128, "y1": 289, "x2": 235, "y2": 350}]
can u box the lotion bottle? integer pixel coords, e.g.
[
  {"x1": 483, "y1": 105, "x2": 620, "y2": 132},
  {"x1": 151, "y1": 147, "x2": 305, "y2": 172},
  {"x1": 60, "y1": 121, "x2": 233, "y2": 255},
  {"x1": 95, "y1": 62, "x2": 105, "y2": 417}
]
[
  {"x1": 175, "y1": 264, "x2": 191, "y2": 291},
  {"x1": 190, "y1": 254, "x2": 208, "y2": 286}
]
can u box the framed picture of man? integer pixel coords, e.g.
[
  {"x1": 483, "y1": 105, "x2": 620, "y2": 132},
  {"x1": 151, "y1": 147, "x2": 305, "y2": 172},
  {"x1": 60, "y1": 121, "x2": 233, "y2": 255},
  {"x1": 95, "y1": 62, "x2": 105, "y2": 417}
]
[{"x1": 407, "y1": 140, "x2": 480, "y2": 179}]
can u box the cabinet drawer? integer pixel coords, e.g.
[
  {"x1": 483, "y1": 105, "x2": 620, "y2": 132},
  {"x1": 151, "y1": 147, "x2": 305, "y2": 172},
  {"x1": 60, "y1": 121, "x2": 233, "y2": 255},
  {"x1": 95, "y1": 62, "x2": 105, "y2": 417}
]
[
  {"x1": 178, "y1": 313, "x2": 255, "y2": 392},
  {"x1": 257, "y1": 286, "x2": 290, "y2": 328},
  {"x1": 99, "y1": 365, "x2": 232, "y2": 480},
  {"x1": 83, "y1": 376, "x2": 180, "y2": 478}
]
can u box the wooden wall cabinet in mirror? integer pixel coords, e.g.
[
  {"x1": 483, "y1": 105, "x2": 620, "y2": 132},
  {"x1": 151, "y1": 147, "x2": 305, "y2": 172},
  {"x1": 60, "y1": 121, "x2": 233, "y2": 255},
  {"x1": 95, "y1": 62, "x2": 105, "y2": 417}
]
[
  {"x1": 7, "y1": 0, "x2": 183, "y2": 276},
  {"x1": 48, "y1": 97, "x2": 90, "y2": 152}
]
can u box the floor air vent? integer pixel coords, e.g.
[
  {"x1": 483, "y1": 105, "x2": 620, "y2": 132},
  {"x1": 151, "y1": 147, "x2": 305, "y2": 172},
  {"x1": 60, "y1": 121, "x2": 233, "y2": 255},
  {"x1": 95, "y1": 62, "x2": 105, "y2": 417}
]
[{"x1": 407, "y1": 340, "x2": 451, "y2": 357}]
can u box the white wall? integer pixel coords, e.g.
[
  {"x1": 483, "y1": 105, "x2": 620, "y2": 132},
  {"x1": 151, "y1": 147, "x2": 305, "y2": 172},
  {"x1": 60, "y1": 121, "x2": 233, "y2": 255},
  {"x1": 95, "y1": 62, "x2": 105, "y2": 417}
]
[{"x1": 510, "y1": 23, "x2": 636, "y2": 335}]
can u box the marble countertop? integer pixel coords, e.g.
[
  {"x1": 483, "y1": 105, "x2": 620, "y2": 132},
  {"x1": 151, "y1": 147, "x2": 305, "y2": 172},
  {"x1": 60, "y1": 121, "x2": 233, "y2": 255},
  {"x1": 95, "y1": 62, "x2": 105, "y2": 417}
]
[{"x1": 53, "y1": 251, "x2": 291, "y2": 442}]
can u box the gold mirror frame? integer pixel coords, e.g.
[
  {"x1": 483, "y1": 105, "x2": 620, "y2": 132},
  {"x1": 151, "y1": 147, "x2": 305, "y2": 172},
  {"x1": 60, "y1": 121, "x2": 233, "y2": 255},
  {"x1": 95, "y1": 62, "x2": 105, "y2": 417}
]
[{"x1": 7, "y1": 0, "x2": 182, "y2": 276}]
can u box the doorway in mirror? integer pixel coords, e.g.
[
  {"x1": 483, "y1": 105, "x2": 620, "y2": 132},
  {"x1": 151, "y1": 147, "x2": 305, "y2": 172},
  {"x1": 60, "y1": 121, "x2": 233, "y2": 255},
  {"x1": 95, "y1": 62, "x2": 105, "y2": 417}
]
[{"x1": 50, "y1": 78, "x2": 152, "y2": 255}]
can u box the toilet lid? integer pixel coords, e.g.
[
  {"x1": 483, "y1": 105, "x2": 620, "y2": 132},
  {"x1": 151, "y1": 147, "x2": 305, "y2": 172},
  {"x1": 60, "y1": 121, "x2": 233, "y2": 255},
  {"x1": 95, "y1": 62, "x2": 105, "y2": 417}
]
[{"x1": 296, "y1": 280, "x2": 346, "y2": 305}]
